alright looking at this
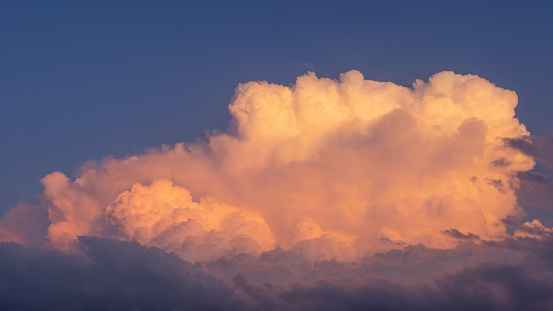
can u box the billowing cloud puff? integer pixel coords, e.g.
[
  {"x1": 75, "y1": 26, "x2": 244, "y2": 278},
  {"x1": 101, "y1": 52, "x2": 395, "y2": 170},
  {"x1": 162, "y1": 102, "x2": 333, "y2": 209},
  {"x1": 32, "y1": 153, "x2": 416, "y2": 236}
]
[
  {"x1": 0, "y1": 70, "x2": 540, "y2": 260},
  {"x1": 1, "y1": 70, "x2": 553, "y2": 310},
  {"x1": 101, "y1": 179, "x2": 275, "y2": 261}
]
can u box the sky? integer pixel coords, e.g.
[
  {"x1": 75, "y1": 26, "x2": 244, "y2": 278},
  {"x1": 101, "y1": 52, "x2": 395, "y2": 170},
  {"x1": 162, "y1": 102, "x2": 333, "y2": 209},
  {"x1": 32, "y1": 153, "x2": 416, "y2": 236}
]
[
  {"x1": 2, "y1": 1, "x2": 553, "y2": 211},
  {"x1": 1, "y1": 1, "x2": 553, "y2": 310}
]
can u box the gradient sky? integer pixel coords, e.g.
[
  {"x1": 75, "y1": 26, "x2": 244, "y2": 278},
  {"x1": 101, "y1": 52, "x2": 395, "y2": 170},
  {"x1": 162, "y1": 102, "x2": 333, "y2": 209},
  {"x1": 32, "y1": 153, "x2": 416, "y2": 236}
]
[
  {"x1": 2, "y1": 1, "x2": 553, "y2": 214},
  {"x1": 4, "y1": 2, "x2": 553, "y2": 310}
]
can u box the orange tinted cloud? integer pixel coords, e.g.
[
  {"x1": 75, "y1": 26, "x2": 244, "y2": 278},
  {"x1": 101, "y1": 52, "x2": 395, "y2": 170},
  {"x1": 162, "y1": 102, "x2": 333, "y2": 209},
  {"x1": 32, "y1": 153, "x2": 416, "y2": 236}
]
[{"x1": 1, "y1": 70, "x2": 542, "y2": 261}]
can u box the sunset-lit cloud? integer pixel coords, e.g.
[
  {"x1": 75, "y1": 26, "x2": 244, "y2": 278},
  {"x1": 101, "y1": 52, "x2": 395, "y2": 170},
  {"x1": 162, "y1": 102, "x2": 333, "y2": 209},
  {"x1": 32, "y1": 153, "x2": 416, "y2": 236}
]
[
  {"x1": 1, "y1": 70, "x2": 553, "y2": 309},
  {"x1": 0, "y1": 70, "x2": 545, "y2": 258}
]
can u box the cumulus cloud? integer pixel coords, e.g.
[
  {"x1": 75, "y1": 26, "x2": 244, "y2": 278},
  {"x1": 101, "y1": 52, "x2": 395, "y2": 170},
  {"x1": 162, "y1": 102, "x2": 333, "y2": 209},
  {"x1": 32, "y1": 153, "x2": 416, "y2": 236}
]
[
  {"x1": 514, "y1": 219, "x2": 553, "y2": 238},
  {"x1": 1, "y1": 70, "x2": 536, "y2": 257},
  {"x1": 101, "y1": 179, "x2": 275, "y2": 261},
  {"x1": 1, "y1": 70, "x2": 553, "y2": 309}
]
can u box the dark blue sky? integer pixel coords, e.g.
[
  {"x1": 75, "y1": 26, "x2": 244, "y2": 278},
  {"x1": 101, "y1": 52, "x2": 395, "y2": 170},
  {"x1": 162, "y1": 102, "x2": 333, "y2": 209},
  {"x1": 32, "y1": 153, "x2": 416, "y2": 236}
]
[{"x1": 1, "y1": 1, "x2": 553, "y2": 212}]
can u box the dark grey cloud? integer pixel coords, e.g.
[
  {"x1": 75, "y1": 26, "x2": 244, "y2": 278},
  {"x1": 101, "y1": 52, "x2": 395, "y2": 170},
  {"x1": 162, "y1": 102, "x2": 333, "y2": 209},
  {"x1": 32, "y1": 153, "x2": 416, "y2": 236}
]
[
  {"x1": 442, "y1": 229, "x2": 480, "y2": 241},
  {"x1": 0, "y1": 237, "x2": 244, "y2": 311},
  {"x1": 505, "y1": 136, "x2": 540, "y2": 158},
  {"x1": 516, "y1": 171, "x2": 553, "y2": 210},
  {"x1": 236, "y1": 238, "x2": 553, "y2": 311},
  {"x1": 2, "y1": 236, "x2": 553, "y2": 310},
  {"x1": 486, "y1": 178, "x2": 505, "y2": 192},
  {"x1": 506, "y1": 133, "x2": 553, "y2": 169},
  {"x1": 490, "y1": 157, "x2": 511, "y2": 168},
  {"x1": 504, "y1": 133, "x2": 553, "y2": 210}
]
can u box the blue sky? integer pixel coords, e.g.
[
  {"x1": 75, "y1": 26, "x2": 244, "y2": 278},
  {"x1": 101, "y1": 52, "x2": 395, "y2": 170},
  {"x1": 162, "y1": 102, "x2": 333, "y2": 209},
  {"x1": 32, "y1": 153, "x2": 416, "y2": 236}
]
[
  {"x1": 1, "y1": 1, "x2": 553, "y2": 212},
  {"x1": 3, "y1": 2, "x2": 553, "y2": 310}
]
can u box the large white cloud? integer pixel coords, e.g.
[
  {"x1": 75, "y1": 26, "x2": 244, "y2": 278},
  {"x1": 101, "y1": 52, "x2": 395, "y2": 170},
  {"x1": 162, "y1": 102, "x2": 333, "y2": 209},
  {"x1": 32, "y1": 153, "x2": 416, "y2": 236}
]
[
  {"x1": 1, "y1": 70, "x2": 553, "y2": 310},
  {"x1": 0, "y1": 70, "x2": 541, "y2": 261}
]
